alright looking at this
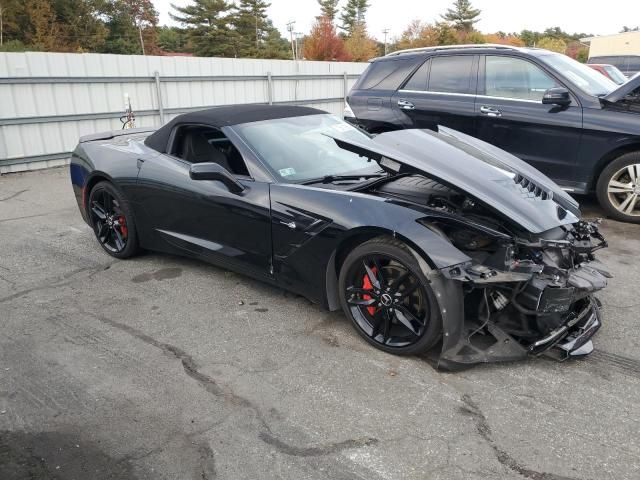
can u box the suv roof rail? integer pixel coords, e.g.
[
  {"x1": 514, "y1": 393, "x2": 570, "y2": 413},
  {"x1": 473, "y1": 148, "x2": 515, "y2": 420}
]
[{"x1": 385, "y1": 43, "x2": 522, "y2": 57}]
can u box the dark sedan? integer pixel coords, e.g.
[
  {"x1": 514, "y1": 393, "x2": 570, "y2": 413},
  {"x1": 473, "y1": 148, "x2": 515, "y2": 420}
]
[
  {"x1": 345, "y1": 44, "x2": 640, "y2": 223},
  {"x1": 70, "y1": 105, "x2": 609, "y2": 369}
]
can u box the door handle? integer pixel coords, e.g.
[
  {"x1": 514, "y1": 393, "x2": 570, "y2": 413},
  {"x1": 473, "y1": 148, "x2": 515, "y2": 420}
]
[
  {"x1": 397, "y1": 99, "x2": 415, "y2": 110},
  {"x1": 480, "y1": 106, "x2": 502, "y2": 117},
  {"x1": 136, "y1": 158, "x2": 145, "y2": 168}
]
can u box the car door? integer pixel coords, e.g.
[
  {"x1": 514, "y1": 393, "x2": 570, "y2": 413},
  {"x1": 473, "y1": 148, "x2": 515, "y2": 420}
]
[
  {"x1": 134, "y1": 124, "x2": 273, "y2": 278},
  {"x1": 392, "y1": 54, "x2": 479, "y2": 135},
  {"x1": 475, "y1": 55, "x2": 583, "y2": 184}
]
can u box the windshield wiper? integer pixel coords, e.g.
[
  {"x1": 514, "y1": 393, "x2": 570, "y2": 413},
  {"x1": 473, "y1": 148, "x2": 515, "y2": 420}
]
[{"x1": 302, "y1": 173, "x2": 386, "y2": 185}]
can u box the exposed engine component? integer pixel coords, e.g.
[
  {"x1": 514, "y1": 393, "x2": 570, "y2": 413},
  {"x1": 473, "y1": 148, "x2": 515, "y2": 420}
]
[{"x1": 369, "y1": 173, "x2": 609, "y2": 369}]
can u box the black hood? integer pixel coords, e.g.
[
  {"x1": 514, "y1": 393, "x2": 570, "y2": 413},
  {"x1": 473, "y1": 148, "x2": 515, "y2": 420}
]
[
  {"x1": 330, "y1": 126, "x2": 581, "y2": 234},
  {"x1": 602, "y1": 74, "x2": 640, "y2": 103}
]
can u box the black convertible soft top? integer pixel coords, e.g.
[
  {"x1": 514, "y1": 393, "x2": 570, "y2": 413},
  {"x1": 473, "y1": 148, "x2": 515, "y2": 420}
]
[{"x1": 145, "y1": 104, "x2": 325, "y2": 153}]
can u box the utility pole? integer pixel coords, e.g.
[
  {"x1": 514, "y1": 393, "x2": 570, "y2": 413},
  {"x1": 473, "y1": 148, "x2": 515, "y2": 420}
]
[
  {"x1": 382, "y1": 28, "x2": 389, "y2": 55},
  {"x1": 286, "y1": 21, "x2": 296, "y2": 61},
  {"x1": 0, "y1": 5, "x2": 4, "y2": 47},
  {"x1": 138, "y1": 24, "x2": 146, "y2": 55},
  {"x1": 294, "y1": 32, "x2": 303, "y2": 60}
]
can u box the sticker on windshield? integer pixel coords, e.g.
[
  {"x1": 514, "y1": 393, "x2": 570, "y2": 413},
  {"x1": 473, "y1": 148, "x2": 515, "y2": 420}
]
[
  {"x1": 331, "y1": 123, "x2": 355, "y2": 133},
  {"x1": 279, "y1": 167, "x2": 296, "y2": 177}
]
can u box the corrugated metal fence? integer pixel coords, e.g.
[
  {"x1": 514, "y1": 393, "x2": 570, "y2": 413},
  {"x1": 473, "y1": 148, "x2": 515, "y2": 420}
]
[{"x1": 0, "y1": 52, "x2": 368, "y2": 173}]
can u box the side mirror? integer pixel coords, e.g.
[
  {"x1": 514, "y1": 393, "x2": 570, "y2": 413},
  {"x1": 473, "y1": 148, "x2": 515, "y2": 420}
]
[
  {"x1": 542, "y1": 87, "x2": 571, "y2": 106},
  {"x1": 189, "y1": 162, "x2": 245, "y2": 194}
]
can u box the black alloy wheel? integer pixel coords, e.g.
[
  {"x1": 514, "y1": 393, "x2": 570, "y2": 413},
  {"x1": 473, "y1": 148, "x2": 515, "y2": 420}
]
[
  {"x1": 338, "y1": 237, "x2": 442, "y2": 355},
  {"x1": 88, "y1": 181, "x2": 139, "y2": 258}
]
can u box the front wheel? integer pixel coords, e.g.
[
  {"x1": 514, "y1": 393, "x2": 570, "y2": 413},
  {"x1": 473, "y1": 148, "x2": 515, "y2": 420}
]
[
  {"x1": 338, "y1": 237, "x2": 442, "y2": 355},
  {"x1": 88, "y1": 181, "x2": 139, "y2": 258},
  {"x1": 596, "y1": 152, "x2": 640, "y2": 223}
]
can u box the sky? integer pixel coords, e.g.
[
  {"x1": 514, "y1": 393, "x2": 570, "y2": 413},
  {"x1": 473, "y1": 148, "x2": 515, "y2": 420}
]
[{"x1": 155, "y1": 0, "x2": 639, "y2": 42}]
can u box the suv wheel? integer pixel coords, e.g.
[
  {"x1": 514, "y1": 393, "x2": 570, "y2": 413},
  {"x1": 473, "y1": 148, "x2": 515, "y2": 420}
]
[{"x1": 596, "y1": 152, "x2": 640, "y2": 223}]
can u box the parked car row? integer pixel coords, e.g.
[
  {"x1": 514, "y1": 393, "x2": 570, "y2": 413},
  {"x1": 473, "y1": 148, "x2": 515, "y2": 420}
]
[
  {"x1": 345, "y1": 44, "x2": 640, "y2": 223},
  {"x1": 588, "y1": 54, "x2": 640, "y2": 78}
]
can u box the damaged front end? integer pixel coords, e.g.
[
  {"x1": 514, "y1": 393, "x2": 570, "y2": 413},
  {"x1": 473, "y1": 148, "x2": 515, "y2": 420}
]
[
  {"x1": 336, "y1": 126, "x2": 612, "y2": 368},
  {"x1": 426, "y1": 218, "x2": 610, "y2": 370}
]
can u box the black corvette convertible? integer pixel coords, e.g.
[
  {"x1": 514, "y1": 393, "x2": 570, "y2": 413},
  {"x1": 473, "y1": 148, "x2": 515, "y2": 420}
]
[{"x1": 70, "y1": 104, "x2": 610, "y2": 369}]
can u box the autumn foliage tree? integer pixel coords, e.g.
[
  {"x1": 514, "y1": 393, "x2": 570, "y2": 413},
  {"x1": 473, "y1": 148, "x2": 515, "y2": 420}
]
[
  {"x1": 344, "y1": 23, "x2": 377, "y2": 61},
  {"x1": 303, "y1": 15, "x2": 349, "y2": 61}
]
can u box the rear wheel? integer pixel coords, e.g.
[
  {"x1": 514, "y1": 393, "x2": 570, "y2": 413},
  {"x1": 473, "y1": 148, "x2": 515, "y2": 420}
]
[
  {"x1": 88, "y1": 181, "x2": 139, "y2": 258},
  {"x1": 596, "y1": 152, "x2": 640, "y2": 223},
  {"x1": 338, "y1": 237, "x2": 442, "y2": 355}
]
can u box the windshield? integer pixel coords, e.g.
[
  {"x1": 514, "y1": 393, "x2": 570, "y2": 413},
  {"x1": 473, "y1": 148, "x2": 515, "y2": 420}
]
[
  {"x1": 604, "y1": 65, "x2": 628, "y2": 85},
  {"x1": 233, "y1": 114, "x2": 382, "y2": 183},
  {"x1": 540, "y1": 53, "x2": 617, "y2": 96}
]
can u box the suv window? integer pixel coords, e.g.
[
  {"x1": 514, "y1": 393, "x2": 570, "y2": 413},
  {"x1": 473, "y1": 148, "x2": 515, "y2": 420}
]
[
  {"x1": 428, "y1": 56, "x2": 474, "y2": 94},
  {"x1": 485, "y1": 56, "x2": 558, "y2": 101},
  {"x1": 357, "y1": 58, "x2": 422, "y2": 90},
  {"x1": 171, "y1": 125, "x2": 250, "y2": 176},
  {"x1": 403, "y1": 60, "x2": 430, "y2": 91}
]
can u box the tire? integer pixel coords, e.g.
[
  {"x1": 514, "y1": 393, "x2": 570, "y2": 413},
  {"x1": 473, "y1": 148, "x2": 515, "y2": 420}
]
[
  {"x1": 338, "y1": 236, "x2": 442, "y2": 355},
  {"x1": 87, "y1": 181, "x2": 140, "y2": 259},
  {"x1": 596, "y1": 152, "x2": 640, "y2": 223}
]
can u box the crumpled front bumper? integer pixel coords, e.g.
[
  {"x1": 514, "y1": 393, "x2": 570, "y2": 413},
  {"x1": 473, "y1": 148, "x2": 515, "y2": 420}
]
[{"x1": 429, "y1": 263, "x2": 607, "y2": 371}]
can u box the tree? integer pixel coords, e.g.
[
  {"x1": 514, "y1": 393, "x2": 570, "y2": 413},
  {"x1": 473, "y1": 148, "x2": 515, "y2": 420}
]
[
  {"x1": 303, "y1": 15, "x2": 349, "y2": 61},
  {"x1": 99, "y1": 0, "x2": 159, "y2": 55},
  {"x1": 25, "y1": 0, "x2": 60, "y2": 51},
  {"x1": 441, "y1": 0, "x2": 480, "y2": 32},
  {"x1": 261, "y1": 20, "x2": 291, "y2": 59},
  {"x1": 170, "y1": 0, "x2": 237, "y2": 57},
  {"x1": 317, "y1": 0, "x2": 339, "y2": 21},
  {"x1": 621, "y1": 26, "x2": 640, "y2": 32},
  {"x1": 232, "y1": 0, "x2": 271, "y2": 56},
  {"x1": 157, "y1": 26, "x2": 189, "y2": 52},
  {"x1": 344, "y1": 23, "x2": 377, "y2": 61},
  {"x1": 484, "y1": 32, "x2": 524, "y2": 47},
  {"x1": 394, "y1": 20, "x2": 458, "y2": 51},
  {"x1": 340, "y1": 0, "x2": 369, "y2": 36},
  {"x1": 537, "y1": 36, "x2": 566, "y2": 53}
]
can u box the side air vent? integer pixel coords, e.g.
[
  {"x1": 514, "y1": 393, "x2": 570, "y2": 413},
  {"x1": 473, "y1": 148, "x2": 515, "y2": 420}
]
[{"x1": 513, "y1": 174, "x2": 553, "y2": 201}]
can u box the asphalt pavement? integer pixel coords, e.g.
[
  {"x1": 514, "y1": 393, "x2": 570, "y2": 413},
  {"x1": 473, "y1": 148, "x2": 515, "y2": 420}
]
[{"x1": 1, "y1": 167, "x2": 639, "y2": 480}]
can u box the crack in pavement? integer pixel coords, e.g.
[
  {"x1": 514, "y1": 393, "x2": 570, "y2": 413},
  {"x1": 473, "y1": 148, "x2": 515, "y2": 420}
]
[
  {"x1": 87, "y1": 311, "x2": 378, "y2": 458},
  {"x1": 258, "y1": 432, "x2": 378, "y2": 457},
  {"x1": 0, "y1": 189, "x2": 28, "y2": 202},
  {"x1": 0, "y1": 263, "x2": 115, "y2": 304},
  {"x1": 460, "y1": 394, "x2": 583, "y2": 480}
]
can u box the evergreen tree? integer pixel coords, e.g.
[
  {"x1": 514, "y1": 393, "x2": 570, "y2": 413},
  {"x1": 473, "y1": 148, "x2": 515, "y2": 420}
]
[
  {"x1": 317, "y1": 0, "x2": 339, "y2": 21},
  {"x1": 339, "y1": 0, "x2": 369, "y2": 36},
  {"x1": 441, "y1": 0, "x2": 480, "y2": 32},
  {"x1": 262, "y1": 20, "x2": 291, "y2": 59},
  {"x1": 233, "y1": 0, "x2": 270, "y2": 56},
  {"x1": 170, "y1": 0, "x2": 236, "y2": 57}
]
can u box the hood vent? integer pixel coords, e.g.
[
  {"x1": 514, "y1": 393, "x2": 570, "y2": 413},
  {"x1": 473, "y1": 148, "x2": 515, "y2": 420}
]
[{"x1": 513, "y1": 174, "x2": 553, "y2": 201}]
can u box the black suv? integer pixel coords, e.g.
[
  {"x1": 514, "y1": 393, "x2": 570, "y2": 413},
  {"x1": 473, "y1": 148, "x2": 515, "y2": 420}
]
[{"x1": 345, "y1": 44, "x2": 640, "y2": 223}]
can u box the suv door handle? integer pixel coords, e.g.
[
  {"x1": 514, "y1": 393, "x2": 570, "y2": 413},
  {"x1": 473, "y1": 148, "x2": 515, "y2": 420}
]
[
  {"x1": 480, "y1": 106, "x2": 502, "y2": 117},
  {"x1": 397, "y1": 99, "x2": 415, "y2": 110}
]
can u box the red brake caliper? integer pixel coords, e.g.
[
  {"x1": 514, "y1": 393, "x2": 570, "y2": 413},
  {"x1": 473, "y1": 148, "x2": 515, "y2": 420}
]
[
  {"x1": 118, "y1": 216, "x2": 128, "y2": 238},
  {"x1": 362, "y1": 267, "x2": 378, "y2": 316}
]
